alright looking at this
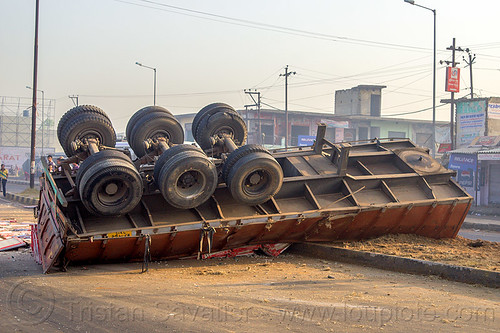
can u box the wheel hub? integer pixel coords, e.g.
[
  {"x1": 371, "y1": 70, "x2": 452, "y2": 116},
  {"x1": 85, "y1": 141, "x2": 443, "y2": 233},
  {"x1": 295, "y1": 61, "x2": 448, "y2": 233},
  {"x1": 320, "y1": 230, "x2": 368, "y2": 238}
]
[
  {"x1": 105, "y1": 183, "x2": 119, "y2": 195},
  {"x1": 248, "y1": 172, "x2": 262, "y2": 185},
  {"x1": 180, "y1": 172, "x2": 197, "y2": 188}
]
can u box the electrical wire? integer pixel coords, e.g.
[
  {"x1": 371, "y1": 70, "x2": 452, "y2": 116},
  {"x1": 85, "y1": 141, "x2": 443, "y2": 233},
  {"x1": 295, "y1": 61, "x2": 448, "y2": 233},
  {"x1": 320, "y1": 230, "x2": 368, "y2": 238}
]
[
  {"x1": 112, "y1": 0, "x2": 433, "y2": 52},
  {"x1": 383, "y1": 103, "x2": 447, "y2": 117}
]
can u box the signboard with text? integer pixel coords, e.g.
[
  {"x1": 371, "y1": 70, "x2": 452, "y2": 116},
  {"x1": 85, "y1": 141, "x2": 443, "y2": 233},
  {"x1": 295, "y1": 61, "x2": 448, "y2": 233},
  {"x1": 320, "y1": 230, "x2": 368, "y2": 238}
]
[
  {"x1": 456, "y1": 100, "x2": 486, "y2": 147},
  {"x1": 445, "y1": 67, "x2": 460, "y2": 93},
  {"x1": 448, "y1": 153, "x2": 476, "y2": 196},
  {"x1": 488, "y1": 102, "x2": 500, "y2": 120},
  {"x1": 298, "y1": 135, "x2": 315, "y2": 146},
  {"x1": 478, "y1": 154, "x2": 500, "y2": 161},
  {"x1": 438, "y1": 143, "x2": 452, "y2": 153}
]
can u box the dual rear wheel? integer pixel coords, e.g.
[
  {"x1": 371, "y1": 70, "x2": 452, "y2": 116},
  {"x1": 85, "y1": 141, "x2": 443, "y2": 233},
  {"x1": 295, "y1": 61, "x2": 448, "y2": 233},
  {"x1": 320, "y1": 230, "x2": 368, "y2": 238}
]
[
  {"x1": 76, "y1": 150, "x2": 143, "y2": 216},
  {"x1": 154, "y1": 145, "x2": 218, "y2": 209}
]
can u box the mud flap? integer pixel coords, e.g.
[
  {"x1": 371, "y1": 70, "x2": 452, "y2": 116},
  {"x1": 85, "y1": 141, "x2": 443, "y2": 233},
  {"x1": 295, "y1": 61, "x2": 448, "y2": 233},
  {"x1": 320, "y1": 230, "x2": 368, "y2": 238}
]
[{"x1": 37, "y1": 190, "x2": 64, "y2": 273}]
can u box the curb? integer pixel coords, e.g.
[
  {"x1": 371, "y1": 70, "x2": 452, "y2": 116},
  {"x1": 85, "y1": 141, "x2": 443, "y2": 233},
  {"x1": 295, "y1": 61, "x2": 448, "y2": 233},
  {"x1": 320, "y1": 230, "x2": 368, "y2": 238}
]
[
  {"x1": 290, "y1": 243, "x2": 499, "y2": 288},
  {"x1": 9, "y1": 179, "x2": 29, "y2": 185},
  {"x1": 461, "y1": 222, "x2": 500, "y2": 232},
  {"x1": 5, "y1": 193, "x2": 39, "y2": 206},
  {"x1": 8, "y1": 179, "x2": 39, "y2": 187}
]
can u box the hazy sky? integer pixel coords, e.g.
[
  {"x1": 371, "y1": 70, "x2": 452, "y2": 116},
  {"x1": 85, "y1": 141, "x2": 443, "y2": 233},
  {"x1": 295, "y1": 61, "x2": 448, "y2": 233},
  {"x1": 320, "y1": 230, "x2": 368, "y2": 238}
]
[{"x1": 1, "y1": 0, "x2": 500, "y2": 132}]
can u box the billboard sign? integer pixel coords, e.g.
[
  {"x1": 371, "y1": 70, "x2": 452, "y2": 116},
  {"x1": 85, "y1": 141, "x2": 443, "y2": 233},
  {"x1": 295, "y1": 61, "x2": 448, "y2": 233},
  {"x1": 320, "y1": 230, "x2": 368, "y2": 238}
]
[
  {"x1": 488, "y1": 102, "x2": 500, "y2": 120},
  {"x1": 478, "y1": 153, "x2": 500, "y2": 161},
  {"x1": 438, "y1": 143, "x2": 452, "y2": 153},
  {"x1": 448, "y1": 153, "x2": 477, "y2": 195},
  {"x1": 456, "y1": 100, "x2": 486, "y2": 147},
  {"x1": 298, "y1": 135, "x2": 315, "y2": 146},
  {"x1": 0, "y1": 147, "x2": 31, "y2": 169},
  {"x1": 445, "y1": 67, "x2": 460, "y2": 92}
]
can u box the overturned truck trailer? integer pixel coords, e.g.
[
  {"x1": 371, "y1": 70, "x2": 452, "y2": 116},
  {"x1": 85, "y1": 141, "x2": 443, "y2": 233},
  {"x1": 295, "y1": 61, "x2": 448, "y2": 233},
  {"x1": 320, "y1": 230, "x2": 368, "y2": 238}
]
[{"x1": 35, "y1": 103, "x2": 472, "y2": 273}]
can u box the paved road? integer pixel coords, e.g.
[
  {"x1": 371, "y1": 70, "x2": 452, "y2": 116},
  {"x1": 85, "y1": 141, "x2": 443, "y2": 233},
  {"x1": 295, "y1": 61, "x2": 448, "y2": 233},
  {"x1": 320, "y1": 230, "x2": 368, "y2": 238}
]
[
  {"x1": 5, "y1": 183, "x2": 35, "y2": 194},
  {"x1": 458, "y1": 229, "x2": 500, "y2": 242},
  {"x1": 0, "y1": 246, "x2": 498, "y2": 333},
  {"x1": 0, "y1": 198, "x2": 36, "y2": 221}
]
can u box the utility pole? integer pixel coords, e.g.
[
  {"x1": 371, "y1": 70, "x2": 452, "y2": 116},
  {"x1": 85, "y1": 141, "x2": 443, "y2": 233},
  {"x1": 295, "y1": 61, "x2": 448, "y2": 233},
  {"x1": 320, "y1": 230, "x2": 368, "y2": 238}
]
[
  {"x1": 29, "y1": 0, "x2": 40, "y2": 189},
  {"x1": 441, "y1": 38, "x2": 464, "y2": 150},
  {"x1": 244, "y1": 89, "x2": 262, "y2": 144},
  {"x1": 463, "y1": 49, "x2": 476, "y2": 98},
  {"x1": 280, "y1": 65, "x2": 296, "y2": 148},
  {"x1": 27, "y1": 86, "x2": 44, "y2": 157},
  {"x1": 69, "y1": 95, "x2": 79, "y2": 106}
]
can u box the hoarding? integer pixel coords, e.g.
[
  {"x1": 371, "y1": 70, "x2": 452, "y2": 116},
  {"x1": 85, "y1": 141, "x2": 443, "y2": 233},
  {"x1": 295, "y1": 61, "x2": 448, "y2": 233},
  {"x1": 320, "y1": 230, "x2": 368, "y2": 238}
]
[
  {"x1": 0, "y1": 147, "x2": 31, "y2": 170},
  {"x1": 0, "y1": 147, "x2": 55, "y2": 170},
  {"x1": 445, "y1": 67, "x2": 460, "y2": 93},
  {"x1": 488, "y1": 102, "x2": 500, "y2": 120},
  {"x1": 298, "y1": 135, "x2": 315, "y2": 146},
  {"x1": 456, "y1": 100, "x2": 486, "y2": 147},
  {"x1": 448, "y1": 153, "x2": 476, "y2": 195},
  {"x1": 478, "y1": 154, "x2": 500, "y2": 161},
  {"x1": 438, "y1": 143, "x2": 451, "y2": 153}
]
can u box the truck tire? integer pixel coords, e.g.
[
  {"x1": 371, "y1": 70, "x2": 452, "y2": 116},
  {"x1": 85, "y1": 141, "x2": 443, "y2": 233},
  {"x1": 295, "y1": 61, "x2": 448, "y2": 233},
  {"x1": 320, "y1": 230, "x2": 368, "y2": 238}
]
[
  {"x1": 126, "y1": 106, "x2": 173, "y2": 142},
  {"x1": 192, "y1": 103, "x2": 237, "y2": 140},
  {"x1": 57, "y1": 105, "x2": 111, "y2": 145},
  {"x1": 153, "y1": 144, "x2": 204, "y2": 183},
  {"x1": 76, "y1": 150, "x2": 134, "y2": 187},
  {"x1": 78, "y1": 155, "x2": 143, "y2": 216},
  {"x1": 59, "y1": 113, "x2": 116, "y2": 157},
  {"x1": 158, "y1": 150, "x2": 217, "y2": 209},
  {"x1": 226, "y1": 152, "x2": 283, "y2": 205},
  {"x1": 194, "y1": 110, "x2": 247, "y2": 151},
  {"x1": 128, "y1": 111, "x2": 184, "y2": 158},
  {"x1": 222, "y1": 144, "x2": 271, "y2": 182}
]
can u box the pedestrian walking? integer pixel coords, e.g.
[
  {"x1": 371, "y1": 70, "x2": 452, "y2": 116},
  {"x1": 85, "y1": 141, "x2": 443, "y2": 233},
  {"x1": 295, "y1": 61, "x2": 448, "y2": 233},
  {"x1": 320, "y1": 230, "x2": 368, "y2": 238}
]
[{"x1": 0, "y1": 164, "x2": 8, "y2": 197}]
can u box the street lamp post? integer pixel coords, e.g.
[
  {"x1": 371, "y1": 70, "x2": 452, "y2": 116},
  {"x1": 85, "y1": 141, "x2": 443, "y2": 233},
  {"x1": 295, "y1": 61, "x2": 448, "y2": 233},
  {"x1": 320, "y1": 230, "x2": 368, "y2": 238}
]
[
  {"x1": 27, "y1": 86, "x2": 44, "y2": 157},
  {"x1": 29, "y1": 0, "x2": 40, "y2": 189},
  {"x1": 404, "y1": 0, "x2": 436, "y2": 157},
  {"x1": 135, "y1": 62, "x2": 157, "y2": 105}
]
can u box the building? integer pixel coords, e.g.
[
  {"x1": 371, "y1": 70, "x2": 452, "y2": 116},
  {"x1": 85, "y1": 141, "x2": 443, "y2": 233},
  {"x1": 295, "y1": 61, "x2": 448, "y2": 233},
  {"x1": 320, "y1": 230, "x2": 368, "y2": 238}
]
[
  {"x1": 447, "y1": 136, "x2": 500, "y2": 206},
  {"x1": 175, "y1": 85, "x2": 449, "y2": 151},
  {"x1": 335, "y1": 85, "x2": 386, "y2": 117},
  {"x1": 176, "y1": 112, "x2": 447, "y2": 152}
]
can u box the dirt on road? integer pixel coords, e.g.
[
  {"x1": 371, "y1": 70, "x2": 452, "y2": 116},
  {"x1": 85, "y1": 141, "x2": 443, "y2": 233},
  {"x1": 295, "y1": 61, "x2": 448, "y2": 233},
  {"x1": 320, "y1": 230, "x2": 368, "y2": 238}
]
[
  {"x1": 0, "y1": 250, "x2": 499, "y2": 333},
  {"x1": 333, "y1": 234, "x2": 500, "y2": 271}
]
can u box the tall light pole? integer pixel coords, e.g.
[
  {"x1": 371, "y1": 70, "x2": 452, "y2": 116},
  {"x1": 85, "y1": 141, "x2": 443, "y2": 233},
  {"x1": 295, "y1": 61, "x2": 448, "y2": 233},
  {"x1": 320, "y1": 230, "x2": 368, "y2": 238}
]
[
  {"x1": 27, "y1": 86, "x2": 44, "y2": 157},
  {"x1": 136, "y1": 61, "x2": 157, "y2": 105},
  {"x1": 280, "y1": 65, "x2": 296, "y2": 148},
  {"x1": 29, "y1": 0, "x2": 40, "y2": 189},
  {"x1": 404, "y1": 0, "x2": 436, "y2": 157}
]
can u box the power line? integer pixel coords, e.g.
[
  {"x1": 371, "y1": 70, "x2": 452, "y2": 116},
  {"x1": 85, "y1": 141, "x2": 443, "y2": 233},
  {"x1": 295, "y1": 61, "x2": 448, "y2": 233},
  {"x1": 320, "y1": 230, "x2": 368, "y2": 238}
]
[
  {"x1": 78, "y1": 89, "x2": 242, "y2": 98},
  {"x1": 384, "y1": 103, "x2": 447, "y2": 117},
  {"x1": 113, "y1": 0, "x2": 433, "y2": 52}
]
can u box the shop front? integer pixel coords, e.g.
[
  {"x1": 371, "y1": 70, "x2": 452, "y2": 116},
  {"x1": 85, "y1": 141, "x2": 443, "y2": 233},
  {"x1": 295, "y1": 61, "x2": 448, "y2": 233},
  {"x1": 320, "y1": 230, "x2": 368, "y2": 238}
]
[
  {"x1": 448, "y1": 136, "x2": 500, "y2": 206},
  {"x1": 478, "y1": 152, "x2": 500, "y2": 205}
]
